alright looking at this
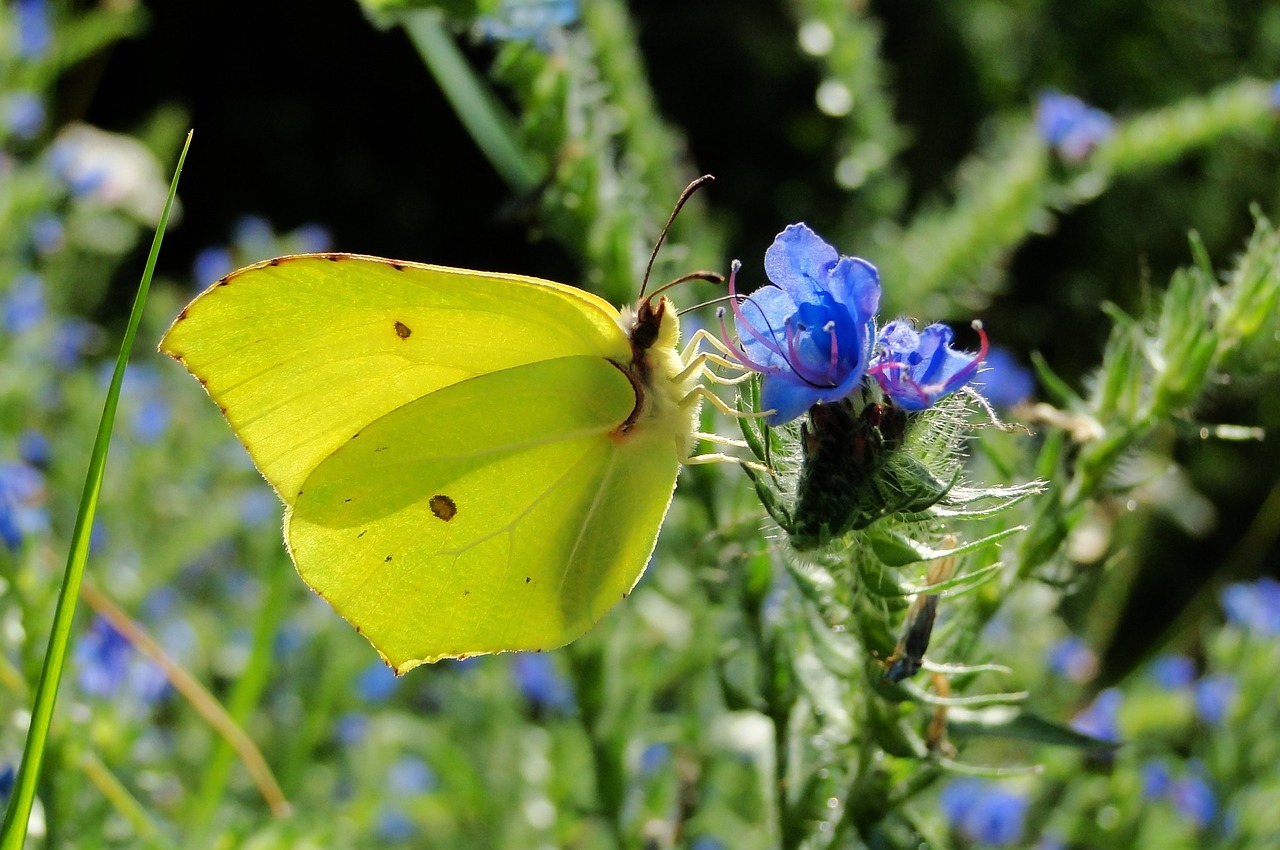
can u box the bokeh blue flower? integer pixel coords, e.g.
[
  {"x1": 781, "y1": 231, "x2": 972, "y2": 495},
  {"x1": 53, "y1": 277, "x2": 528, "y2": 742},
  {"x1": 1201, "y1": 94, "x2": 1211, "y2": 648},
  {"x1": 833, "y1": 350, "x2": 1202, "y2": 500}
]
[
  {"x1": 356, "y1": 660, "x2": 401, "y2": 703},
  {"x1": 1071, "y1": 687, "x2": 1123, "y2": 742},
  {"x1": 1220, "y1": 577, "x2": 1280, "y2": 636},
  {"x1": 73, "y1": 616, "x2": 168, "y2": 704},
  {"x1": 13, "y1": 0, "x2": 52, "y2": 58},
  {"x1": 1193, "y1": 673, "x2": 1237, "y2": 725},
  {"x1": 730, "y1": 223, "x2": 881, "y2": 425},
  {"x1": 940, "y1": 778, "x2": 1029, "y2": 846},
  {"x1": 3, "y1": 272, "x2": 46, "y2": 333},
  {"x1": 512, "y1": 652, "x2": 574, "y2": 713},
  {"x1": 1046, "y1": 634, "x2": 1098, "y2": 683},
  {"x1": 1149, "y1": 653, "x2": 1195, "y2": 690},
  {"x1": 976, "y1": 345, "x2": 1034, "y2": 409},
  {"x1": 0, "y1": 459, "x2": 46, "y2": 550},
  {"x1": 1170, "y1": 771, "x2": 1217, "y2": 828},
  {"x1": 475, "y1": 0, "x2": 580, "y2": 50},
  {"x1": 1035, "y1": 90, "x2": 1114, "y2": 162}
]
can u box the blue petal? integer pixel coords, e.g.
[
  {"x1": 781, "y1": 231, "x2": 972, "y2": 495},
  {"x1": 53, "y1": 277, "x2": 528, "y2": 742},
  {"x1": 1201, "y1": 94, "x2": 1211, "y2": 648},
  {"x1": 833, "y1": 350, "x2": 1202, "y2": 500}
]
[
  {"x1": 763, "y1": 223, "x2": 838, "y2": 304},
  {"x1": 739, "y1": 286, "x2": 796, "y2": 367},
  {"x1": 760, "y1": 376, "x2": 823, "y2": 426},
  {"x1": 827, "y1": 256, "x2": 881, "y2": 321}
]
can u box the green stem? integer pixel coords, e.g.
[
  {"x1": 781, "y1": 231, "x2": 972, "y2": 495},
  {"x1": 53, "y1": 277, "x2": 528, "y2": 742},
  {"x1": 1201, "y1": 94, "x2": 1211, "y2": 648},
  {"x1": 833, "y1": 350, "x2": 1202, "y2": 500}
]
[
  {"x1": 0, "y1": 132, "x2": 191, "y2": 850},
  {"x1": 400, "y1": 9, "x2": 539, "y2": 193},
  {"x1": 187, "y1": 548, "x2": 294, "y2": 839}
]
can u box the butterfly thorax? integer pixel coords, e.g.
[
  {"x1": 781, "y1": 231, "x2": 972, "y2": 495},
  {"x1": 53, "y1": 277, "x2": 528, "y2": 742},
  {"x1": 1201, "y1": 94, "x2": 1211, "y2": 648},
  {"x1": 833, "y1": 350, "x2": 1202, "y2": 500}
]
[{"x1": 612, "y1": 296, "x2": 700, "y2": 458}]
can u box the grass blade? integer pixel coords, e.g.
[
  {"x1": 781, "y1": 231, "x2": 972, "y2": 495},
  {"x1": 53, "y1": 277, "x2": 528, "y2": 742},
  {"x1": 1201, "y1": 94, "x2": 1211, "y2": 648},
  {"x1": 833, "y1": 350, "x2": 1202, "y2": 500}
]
[{"x1": 0, "y1": 131, "x2": 193, "y2": 850}]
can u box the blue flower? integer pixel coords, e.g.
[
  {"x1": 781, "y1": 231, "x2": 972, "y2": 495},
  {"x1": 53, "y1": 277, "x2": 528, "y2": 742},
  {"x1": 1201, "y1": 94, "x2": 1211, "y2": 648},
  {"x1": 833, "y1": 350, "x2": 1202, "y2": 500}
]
[
  {"x1": 1035, "y1": 90, "x2": 1114, "y2": 162},
  {"x1": 1149, "y1": 654, "x2": 1196, "y2": 690},
  {"x1": 476, "y1": 0, "x2": 580, "y2": 50},
  {"x1": 231, "y1": 215, "x2": 275, "y2": 258},
  {"x1": 335, "y1": 711, "x2": 368, "y2": 746},
  {"x1": 1, "y1": 93, "x2": 45, "y2": 140},
  {"x1": 375, "y1": 807, "x2": 416, "y2": 842},
  {"x1": 110, "y1": 365, "x2": 171, "y2": 443},
  {"x1": 388, "y1": 755, "x2": 436, "y2": 796},
  {"x1": 356, "y1": 661, "x2": 401, "y2": 702},
  {"x1": 14, "y1": 0, "x2": 52, "y2": 58},
  {"x1": 976, "y1": 345, "x2": 1034, "y2": 409},
  {"x1": 1193, "y1": 674, "x2": 1237, "y2": 726},
  {"x1": 293, "y1": 222, "x2": 333, "y2": 253},
  {"x1": 1046, "y1": 634, "x2": 1097, "y2": 683},
  {"x1": 17, "y1": 430, "x2": 50, "y2": 468},
  {"x1": 940, "y1": 778, "x2": 1028, "y2": 846},
  {"x1": 3, "y1": 272, "x2": 46, "y2": 333},
  {"x1": 870, "y1": 319, "x2": 987, "y2": 411},
  {"x1": 512, "y1": 653, "x2": 574, "y2": 712},
  {"x1": 1142, "y1": 760, "x2": 1172, "y2": 800},
  {"x1": 0, "y1": 460, "x2": 46, "y2": 550},
  {"x1": 1270, "y1": 80, "x2": 1280, "y2": 111},
  {"x1": 192, "y1": 246, "x2": 234, "y2": 288},
  {"x1": 640, "y1": 742, "x2": 671, "y2": 776},
  {"x1": 1170, "y1": 772, "x2": 1217, "y2": 828},
  {"x1": 1221, "y1": 577, "x2": 1280, "y2": 636},
  {"x1": 29, "y1": 214, "x2": 64, "y2": 254},
  {"x1": 76, "y1": 615, "x2": 168, "y2": 704},
  {"x1": 51, "y1": 318, "x2": 98, "y2": 370},
  {"x1": 0, "y1": 763, "x2": 13, "y2": 804},
  {"x1": 1071, "y1": 687, "x2": 1123, "y2": 743},
  {"x1": 729, "y1": 223, "x2": 881, "y2": 425}
]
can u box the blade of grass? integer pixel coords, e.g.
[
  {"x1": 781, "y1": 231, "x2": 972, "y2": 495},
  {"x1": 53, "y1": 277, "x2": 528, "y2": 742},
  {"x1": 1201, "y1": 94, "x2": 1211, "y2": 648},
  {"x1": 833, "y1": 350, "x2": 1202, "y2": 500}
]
[{"x1": 0, "y1": 131, "x2": 192, "y2": 850}]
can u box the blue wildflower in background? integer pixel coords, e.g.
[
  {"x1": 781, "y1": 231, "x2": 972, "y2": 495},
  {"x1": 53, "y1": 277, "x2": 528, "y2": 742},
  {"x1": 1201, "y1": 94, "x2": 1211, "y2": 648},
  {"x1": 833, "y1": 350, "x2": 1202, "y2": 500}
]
[
  {"x1": 29, "y1": 213, "x2": 64, "y2": 254},
  {"x1": 0, "y1": 763, "x2": 13, "y2": 806},
  {"x1": 1149, "y1": 653, "x2": 1196, "y2": 690},
  {"x1": 51, "y1": 318, "x2": 97, "y2": 370},
  {"x1": 476, "y1": 0, "x2": 579, "y2": 50},
  {"x1": 3, "y1": 272, "x2": 46, "y2": 333},
  {"x1": 1142, "y1": 760, "x2": 1173, "y2": 799},
  {"x1": 870, "y1": 318, "x2": 987, "y2": 411},
  {"x1": 375, "y1": 807, "x2": 417, "y2": 842},
  {"x1": 1193, "y1": 673, "x2": 1237, "y2": 725},
  {"x1": 977, "y1": 345, "x2": 1034, "y2": 409},
  {"x1": 14, "y1": 0, "x2": 52, "y2": 58},
  {"x1": 1035, "y1": 90, "x2": 1114, "y2": 162},
  {"x1": 1, "y1": 92, "x2": 46, "y2": 140},
  {"x1": 388, "y1": 755, "x2": 436, "y2": 796},
  {"x1": 940, "y1": 778, "x2": 1029, "y2": 846},
  {"x1": 512, "y1": 653, "x2": 574, "y2": 713},
  {"x1": 356, "y1": 660, "x2": 401, "y2": 702},
  {"x1": 1220, "y1": 577, "x2": 1280, "y2": 636},
  {"x1": 1170, "y1": 770, "x2": 1217, "y2": 828},
  {"x1": 729, "y1": 223, "x2": 881, "y2": 425},
  {"x1": 73, "y1": 616, "x2": 168, "y2": 703},
  {"x1": 17, "y1": 430, "x2": 50, "y2": 468},
  {"x1": 0, "y1": 459, "x2": 46, "y2": 550},
  {"x1": 192, "y1": 245, "x2": 234, "y2": 288},
  {"x1": 1071, "y1": 687, "x2": 1123, "y2": 743},
  {"x1": 1046, "y1": 634, "x2": 1098, "y2": 683}
]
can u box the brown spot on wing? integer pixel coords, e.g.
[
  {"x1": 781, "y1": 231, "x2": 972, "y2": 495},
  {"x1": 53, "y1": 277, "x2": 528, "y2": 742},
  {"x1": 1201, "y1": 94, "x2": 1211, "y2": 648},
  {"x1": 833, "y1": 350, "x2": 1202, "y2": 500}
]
[
  {"x1": 394, "y1": 321, "x2": 412, "y2": 339},
  {"x1": 430, "y1": 495, "x2": 457, "y2": 522}
]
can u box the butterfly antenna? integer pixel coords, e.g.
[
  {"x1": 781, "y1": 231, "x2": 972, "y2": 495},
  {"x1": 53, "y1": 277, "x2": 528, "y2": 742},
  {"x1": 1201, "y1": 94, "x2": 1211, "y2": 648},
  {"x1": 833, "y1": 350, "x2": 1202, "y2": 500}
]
[
  {"x1": 647, "y1": 270, "x2": 724, "y2": 304},
  {"x1": 639, "y1": 174, "x2": 715, "y2": 299}
]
